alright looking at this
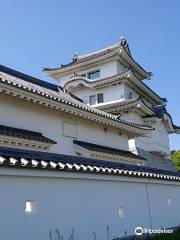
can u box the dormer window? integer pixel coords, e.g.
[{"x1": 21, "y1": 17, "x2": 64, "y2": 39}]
[{"x1": 88, "y1": 70, "x2": 100, "y2": 80}]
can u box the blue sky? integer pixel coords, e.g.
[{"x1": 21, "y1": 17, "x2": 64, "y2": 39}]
[{"x1": 0, "y1": 0, "x2": 180, "y2": 149}]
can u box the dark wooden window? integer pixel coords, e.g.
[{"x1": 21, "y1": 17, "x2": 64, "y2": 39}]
[
  {"x1": 97, "y1": 93, "x2": 104, "y2": 103},
  {"x1": 88, "y1": 70, "x2": 100, "y2": 80}
]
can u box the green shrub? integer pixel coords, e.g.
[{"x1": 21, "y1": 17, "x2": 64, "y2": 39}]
[{"x1": 171, "y1": 150, "x2": 180, "y2": 171}]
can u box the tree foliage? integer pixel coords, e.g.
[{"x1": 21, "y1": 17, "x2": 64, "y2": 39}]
[{"x1": 171, "y1": 150, "x2": 180, "y2": 171}]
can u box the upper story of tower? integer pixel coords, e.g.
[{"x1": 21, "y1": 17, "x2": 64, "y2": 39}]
[
  {"x1": 43, "y1": 37, "x2": 152, "y2": 84},
  {"x1": 43, "y1": 37, "x2": 166, "y2": 107}
]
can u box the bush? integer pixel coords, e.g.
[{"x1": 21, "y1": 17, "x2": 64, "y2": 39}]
[{"x1": 171, "y1": 150, "x2": 180, "y2": 171}]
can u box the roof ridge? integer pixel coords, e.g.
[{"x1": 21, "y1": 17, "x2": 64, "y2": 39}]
[
  {"x1": 42, "y1": 42, "x2": 121, "y2": 72},
  {"x1": 0, "y1": 64, "x2": 61, "y2": 92},
  {"x1": 0, "y1": 124, "x2": 43, "y2": 136},
  {"x1": 73, "y1": 139, "x2": 145, "y2": 160},
  {"x1": 0, "y1": 124, "x2": 56, "y2": 144},
  {"x1": 77, "y1": 42, "x2": 120, "y2": 59}
]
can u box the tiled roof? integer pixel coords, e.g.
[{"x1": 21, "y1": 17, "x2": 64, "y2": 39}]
[
  {"x1": 173, "y1": 124, "x2": 180, "y2": 130},
  {"x1": 137, "y1": 148, "x2": 176, "y2": 172},
  {"x1": 150, "y1": 105, "x2": 180, "y2": 131},
  {"x1": 0, "y1": 125, "x2": 56, "y2": 144},
  {"x1": 0, "y1": 65, "x2": 60, "y2": 91},
  {"x1": 96, "y1": 97, "x2": 153, "y2": 112},
  {"x1": 97, "y1": 98, "x2": 141, "y2": 110},
  {"x1": 0, "y1": 65, "x2": 154, "y2": 132},
  {"x1": 73, "y1": 140, "x2": 146, "y2": 161},
  {"x1": 43, "y1": 43, "x2": 120, "y2": 72},
  {"x1": 64, "y1": 71, "x2": 128, "y2": 89},
  {"x1": 64, "y1": 70, "x2": 166, "y2": 104},
  {"x1": 151, "y1": 104, "x2": 167, "y2": 118},
  {"x1": 0, "y1": 65, "x2": 82, "y2": 102},
  {"x1": 95, "y1": 98, "x2": 156, "y2": 118},
  {"x1": 0, "y1": 146, "x2": 180, "y2": 182},
  {"x1": 42, "y1": 40, "x2": 152, "y2": 80}
]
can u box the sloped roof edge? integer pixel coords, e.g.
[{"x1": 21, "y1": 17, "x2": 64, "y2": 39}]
[{"x1": 0, "y1": 146, "x2": 179, "y2": 181}]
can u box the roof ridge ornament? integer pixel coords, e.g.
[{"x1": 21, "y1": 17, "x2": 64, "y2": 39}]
[
  {"x1": 120, "y1": 35, "x2": 128, "y2": 47},
  {"x1": 120, "y1": 35, "x2": 133, "y2": 58},
  {"x1": 72, "y1": 51, "x2": 78, "y2": 62},
  {"x1": 70, "y1": 72, "x2": 79, "y2": 79}
]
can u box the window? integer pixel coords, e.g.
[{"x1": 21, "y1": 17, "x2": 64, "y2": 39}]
[
  {"x1": 127, "y1": 92, "x2": 133, "y2": 99},
  {"x1": 89, "y1": 95, "x2": 96, "y2": 105},
  {"x1": 89, "y1": 93, "x2": 104, "y2": 105},
  {"x1": 118, "y1": 207, "x2": 125, "y2": 218},
  {"x1": 88, "y1": 70, "x2": 100, "y2": 80},
  {"x1": 25, "y1": 200, "x2": 36, "y2": 214},
  {"x1": 97, "y1": 93, "x2": 104, "y2": 103}
]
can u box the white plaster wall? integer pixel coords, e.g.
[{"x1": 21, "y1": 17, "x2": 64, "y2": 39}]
[
  {"x1": 136, "y1": 120, "x2": 170, "y2": 155},
  {"x1": 118, "y1": 111, "x2": 170, "y2": 156},
  {"x1": 71, "y1": 84, "x2": 138, "y2": 106},
  {"x1": 0, "y1": 95, "x2": 129, "y2": 153},
  {"x1": 0, "y1": 170, "x2": 179, "y2": 240},
  {"x1": 72, "y1": 84, "x2": 126, "y2": 105},
  {"x1": 117, "y1": 108, "x2": 170, "y2": 156},
  {"x1": 147, "y1": 183, "x2": 180, "y2": 228},
  {"x1": 124, "y1": 85, "x2": 138, "y2": 100},
  {"x1": 121, "y1": 112, "x2": 143, "y2": 123},
  {"x1": 100, "y1": 61, "x2": 121, "y2": 78},
  {"x1": 117, "y1": 61, "x2": 125, "y2": 73},
  {"x1": 76, "y1": 118, "x2": 127, "y2": 150}
]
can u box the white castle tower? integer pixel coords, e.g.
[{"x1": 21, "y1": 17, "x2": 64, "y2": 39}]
[{"x1": 43, "y1": 36, "x2": 180, "y2": 169}]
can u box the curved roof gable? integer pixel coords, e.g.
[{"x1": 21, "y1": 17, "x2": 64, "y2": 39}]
[
  {"x1": 95, "y1": 97, "x2": 155, "y2": 117},
  {"x1": 64, "y1": 70, "x2": 166, "y2": 105},
  {"x1": 151, "y1": 105, "x2": 180, "y2": 134},
  {"x1": 43, "y1": 37, "x2": 152, "y2": 80}
]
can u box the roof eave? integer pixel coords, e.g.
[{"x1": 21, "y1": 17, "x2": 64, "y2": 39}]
[
  {"x1": 42, "y1": 51, "x2": 119, "y2": 77},
  {"x1": 0, "y1": 80, "x2": 153, "y2": 136},
  {"x1": 126, "y1": 71, "x2": 166, "y2": 105},
  {"x1": 118, "y1": 48, "x2": 152, "y2": 80},
  {"x1": 0, "y1": 146, "x2": 180, "y2": 181},
  {"x1": 96, "y1": 99, "x2": 155, "y2": 117},
  {"x1": 174, "y1": 129, "x2": 180, "y2": 134}
]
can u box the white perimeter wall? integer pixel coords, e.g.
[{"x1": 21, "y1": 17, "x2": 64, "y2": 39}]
[
  {"x1": 0, "y1": 95, "x2": 129, "y2": 153},
  {"x1": 0, "y1": 169, "x2": 180, "y2": 240}
]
